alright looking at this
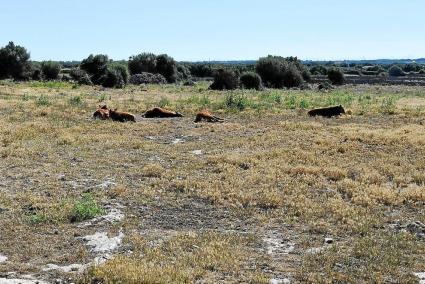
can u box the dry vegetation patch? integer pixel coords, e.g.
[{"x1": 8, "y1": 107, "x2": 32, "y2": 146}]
[{"x1": 0, "y1": 82, "x2": 424, "y2": 283}]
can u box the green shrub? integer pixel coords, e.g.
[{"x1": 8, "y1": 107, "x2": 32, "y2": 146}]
[
  {"x1": 188, "y1": 63, "x2": 213, "y2": 77},
  {"x1": 109, "y1": 63, "x2": 129, "y2": 83},
  {"x1": 128, "y1": 53, "x2": 157, "y2": 74},
  {"x1": 177, "y1": 64, "x2": 191, "y2": 80},
  {"x1": 310, "y1": 65, "x2": 328, "y2": 75},
  {"x1": 128, "y1": 53, "x2": 178, "y2": 83},
  {"x1": 283, "y1": 64, "x2": 304, "y2": 88},
  {"x1": 80, "y1": 54, "x2": 109, "y2": 84},
  {"x1": 419, "y1": 69, "x2": 425, "y2": 74},
  {"x1": 41, "y1": 61, "x2": 61, "y2": 80},
  {"x1": 0, "y1": 41, "x2": 31, "y2": 80},
  {"x1": 327, "y1": 68, "x2": 345, "y2": 85},
  {"x1": 69, "y1": 193, "x2": 104, "y2": 222},
  {"x1": 100, "y1": 68, "x2": 125, "y2": 88},
  {"x1": 209, "y1": 69, "x2": 239, "y2": 90},
  {"x1": 255, "y1": 55, "x2": 304, "y2": 88},
  {"x1": 70, "y1": 68, "x2": 92, "y2": 85},
  {"x1": 301, "y1": 69, "x2": 312, "y2": 82},
  {"x1": 388, "y1": 65, "x2": 405, "y2": 77},
  {"x1": 240, "y1": 72, "x2": 262, "y2": 90},
  {"x1": 156, "y1": 54, "x2": 178, "y2": 83}
]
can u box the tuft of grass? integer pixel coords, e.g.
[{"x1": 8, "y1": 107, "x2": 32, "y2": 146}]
[
  {"x1": 380, "y1": 97, "x2": 396, "y2": 115},
  {"x1": 28, "y1": 213, "x2": 47, "y2": 224},
  {"x1": 299, "y1": 232, "x2": 422, "y2": 283},
  {"x1": 68, "y1": 95, "x2": 84, "y2": 106},
  {"x1": 223, "y1": 92, "x2": 249, "y2": 111},
  {"x1": 69, "y1": 193, "x2": 104, "y2": 223},
  {"x1": 36, "y1": 94, "x2": 50, "y2": 106},
  {"x1": 81, "y1": 231, "x2": 269, "y2": 283},
  {"x1": 158, "y1": 97, "x2": 171, "y2": 108}
]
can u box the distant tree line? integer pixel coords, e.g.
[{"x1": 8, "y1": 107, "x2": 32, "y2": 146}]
[{"x1": 0, "y1": 41, "x2": 424, "y2": 89}]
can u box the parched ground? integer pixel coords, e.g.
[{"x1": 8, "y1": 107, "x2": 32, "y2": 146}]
[{"x1": 0, "y1": 81, "x2": 424, "y2": 283}]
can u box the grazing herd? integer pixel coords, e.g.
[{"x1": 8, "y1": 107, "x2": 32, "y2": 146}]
[{"x1": 93, "y1": 104, "x2": 347, "y2": 123}]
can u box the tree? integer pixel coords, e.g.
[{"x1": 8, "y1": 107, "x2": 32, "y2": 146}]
[{"x1": 0, "y1": 41, "x2": 31, "y2": 80}]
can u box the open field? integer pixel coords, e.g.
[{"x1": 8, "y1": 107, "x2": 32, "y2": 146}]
[{"x1": 0, "y1": 81, "x2": 424, "y2": 283}]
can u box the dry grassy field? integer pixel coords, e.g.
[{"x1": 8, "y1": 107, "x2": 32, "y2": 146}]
[{"x1": 0, "y1": 81, "x2": 424, "y2": 283}]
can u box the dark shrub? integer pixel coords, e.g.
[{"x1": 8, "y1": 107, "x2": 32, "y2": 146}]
[
  {"x1": 109, "y1": 64, "x2": 128, "y2": 83},
  {"x1": 188, "y1": 64, "x2": 213, "y2": 77},
  {"x1": 301, "y1": 69, "x2": 312, "y2": 82},
  {"x1": 256, "y1": 56, "x2": 286, "y2": 88},
  {"x1": 310, "y1": 65, "x2": 328, "y2": 75},
  {"x1": 70, "y1": 68, "x2": 92, "y2": 85},
  {"x1": 283, "y1": 64, "x2": 304, "y2": 88},
  {"x1": 183, "y1": 79, "x2": 195, "y2": 86},
  {"x1": 419, "y1": 69, "x2": 425, "y2": 74},
  {"x1": 256, "y1": 56, "x2": 304, "y2": 88},
  {"x1": 177, "y1": 65, "x2": 191, "y2": 80},
  {"x1": 61, "y1": 74, "x2": 72, "y2": 82},
  {"x1": 129, "y1": 73, "x2": 167, "y2": 85},
  {"x1": 240, "y1": 72, "x2": 262, "y2": 90},
  {"x1": 209, "y1": 69, "x2": 239, "y2": 90},
  {"x1": 41, "y1": 61, "x2": 61, "y2": 80},
  {"x1": 403, "y1": 64, "x2": 420, "y2": 73},
  {"x1": 128, "y1": 53, "x2": 178, "y2": 83},
  {"x1": 32, "y1": 68, "x2": 42, "y2": 81},
  {"x1": 156, "y1": 54, "x2": 178, "y2": 83},
  {"x1": 128, "y1": 53, "x2": 157, "y2": 75},
  {"x1": 388, "y1": 65, "x2": 405, "y2": 77},
  {"x1": 80, "y1": 54, "x2": 109, "y2": 84},
  {"x1": 327, "y1": 68, "x2": 345, "y2": 85},
  {"x1": 0, "y1": 41, "x2": 31, "y2": 80},
  {"x1": 318, "y1": 81, "x2": 333, "y2": 91},
  {"x1": 345, "y1": 69, "x2": 362, "y2": 76},
  {"x1": 100, "y1": 69, "x2": 125, "y2": 88}
]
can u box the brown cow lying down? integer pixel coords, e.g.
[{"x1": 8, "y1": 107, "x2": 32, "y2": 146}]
[
  {"x1": 194, "y1": 110, "x2": 224, "y2": 123},
  {"x1": 109, "y1": 108, "x2": 136, "y2": 122},
  {"x1": 93, "y1": 105, "x2": 110, "y2": 120},
  {"x1": 143, "y1": 107, "x2": 183, "y2": 118},
  {"x1": 308, "y1": 105, "x2": 345, "y2": 118}
]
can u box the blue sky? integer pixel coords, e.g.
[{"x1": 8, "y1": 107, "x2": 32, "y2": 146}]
[{"x1": 0, "y1": 0, "x2": 424, "y2": 61}]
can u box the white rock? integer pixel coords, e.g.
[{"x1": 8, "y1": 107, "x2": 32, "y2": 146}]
[
  {"x1": 324, "y1": 237, "x2": 334, "y2": 244},
  {"x1": 263, "y1": 236, "x2": 295, "y2": 256},
  {"x1": 191, "y1": 150, "x2": 203, "y2": 155},
  {"x1": 415, "y1": 272, "x2": 425, "y2": 284},
  {"x1": 171, "y1": 138, "x2": 184, "y2": 144},
  {"x1": 306, "y1": 247, "x2": 326, "y2": 254},
  {"x1": 0, "y1": 253, "x2": 8, "y2": 263},
  {"x1": 78, "y1": 205, "x2": 124, "y2": 228},
  {"x1": 270, "y1": 278, "x2": 290, "y2": 284},
  {"x1": 0, "y1": 278, "x2": 49, "y2": 284},
  {"x1": 43, "y1": 263, "x2": 88, "y2": 273},
  {"x1": 83, "y1": 231, "x2": 124, "y2": 253}
]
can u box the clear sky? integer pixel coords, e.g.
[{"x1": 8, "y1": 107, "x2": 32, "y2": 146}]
[{"x1": 0, "y1": 0, "x2": 424, "y2": 61}]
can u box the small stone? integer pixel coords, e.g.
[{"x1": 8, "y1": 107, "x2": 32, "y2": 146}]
[
  {"x1": 325, "y1": 237, "x2": 334, "y2": 244},
  {"x1": 0, "y1": 254, "x2": 8, "y2": 263}
]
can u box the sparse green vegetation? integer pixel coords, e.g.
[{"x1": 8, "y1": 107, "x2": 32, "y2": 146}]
[{"x1": 69, "y1": 193, "x2": 104, "y2": 223}]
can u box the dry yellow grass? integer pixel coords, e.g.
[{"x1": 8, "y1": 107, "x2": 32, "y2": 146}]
[{"x1": 0, "y1": 81, "x2": 424, "y2": 283}]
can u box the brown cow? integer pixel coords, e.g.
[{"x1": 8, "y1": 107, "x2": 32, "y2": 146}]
[
  {"x1": 194, "y1": 110, "x2": 224, "y2": 123},
  {"x1": 109, "y1": 109, "x2": 136, "y2": 122},
  {"x1": 143, "y1": 107, "x2": 184, "y2": 118},
  {"x1": 93, "y1": 105, "x2": 110, "y2": 120}
]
